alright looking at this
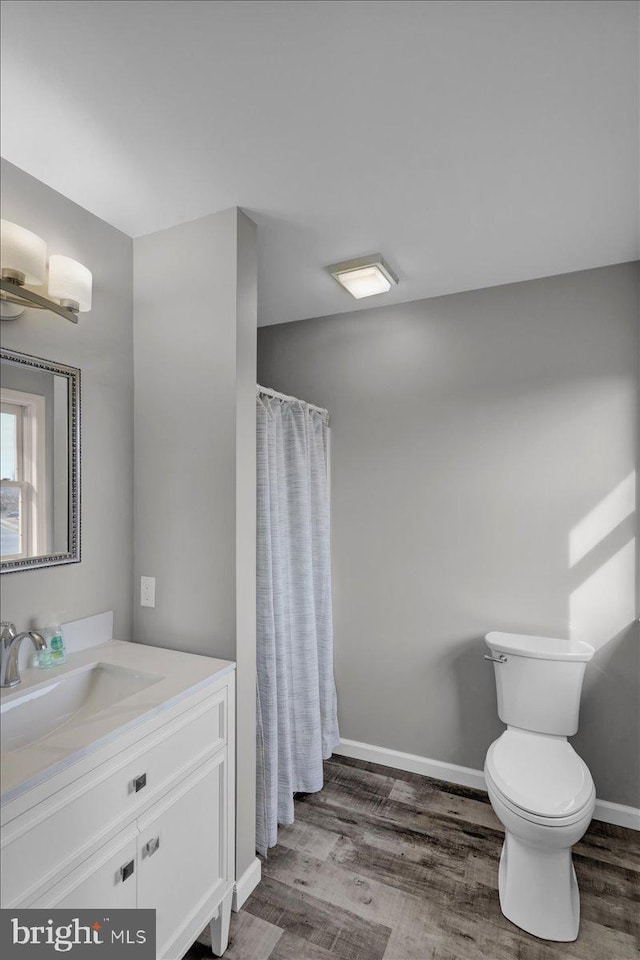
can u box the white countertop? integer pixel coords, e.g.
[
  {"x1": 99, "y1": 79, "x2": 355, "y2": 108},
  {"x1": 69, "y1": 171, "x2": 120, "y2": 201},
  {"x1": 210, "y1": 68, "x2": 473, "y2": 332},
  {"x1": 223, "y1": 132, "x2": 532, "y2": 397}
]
[{"x1": 0, "y1": 640, "x2": 235, "y2": 804}]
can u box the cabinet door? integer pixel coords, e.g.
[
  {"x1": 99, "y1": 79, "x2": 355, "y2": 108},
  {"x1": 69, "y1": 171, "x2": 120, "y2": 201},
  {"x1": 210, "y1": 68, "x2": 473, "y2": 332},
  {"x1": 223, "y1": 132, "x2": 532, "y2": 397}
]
[
  {"x1": 136, "y1": 751, "x2": 229, "y2": 956},
  {"x1": 31, "y1": 831, "x2": 138, "y2": 910}
]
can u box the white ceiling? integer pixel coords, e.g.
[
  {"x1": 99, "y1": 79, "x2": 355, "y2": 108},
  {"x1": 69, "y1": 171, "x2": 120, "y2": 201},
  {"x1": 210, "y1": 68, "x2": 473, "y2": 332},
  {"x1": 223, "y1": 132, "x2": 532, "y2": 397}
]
[{"x1": 2, "y1": 0, "x2": 638, "y2": 326}]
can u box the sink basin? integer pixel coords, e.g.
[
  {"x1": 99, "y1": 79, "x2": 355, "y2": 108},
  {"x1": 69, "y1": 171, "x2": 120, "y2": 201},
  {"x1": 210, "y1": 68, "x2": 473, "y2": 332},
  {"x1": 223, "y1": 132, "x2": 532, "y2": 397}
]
[{"x1": 1, "y1": 662, "x2": 163, "y2": 752}]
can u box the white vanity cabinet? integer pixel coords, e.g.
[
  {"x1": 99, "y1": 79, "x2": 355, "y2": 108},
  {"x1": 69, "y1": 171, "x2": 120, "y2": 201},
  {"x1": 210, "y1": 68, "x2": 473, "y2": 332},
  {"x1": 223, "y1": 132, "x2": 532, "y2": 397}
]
[{"x1": 1, "y1": 665, "x2": 235, "y2": 960}]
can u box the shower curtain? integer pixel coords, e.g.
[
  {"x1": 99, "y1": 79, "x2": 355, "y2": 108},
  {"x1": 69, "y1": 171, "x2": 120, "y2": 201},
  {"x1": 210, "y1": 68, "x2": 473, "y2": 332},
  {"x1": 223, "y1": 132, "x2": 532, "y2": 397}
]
[{"x1": 256, "y1": 392, "x2": 339, "y2": 856}]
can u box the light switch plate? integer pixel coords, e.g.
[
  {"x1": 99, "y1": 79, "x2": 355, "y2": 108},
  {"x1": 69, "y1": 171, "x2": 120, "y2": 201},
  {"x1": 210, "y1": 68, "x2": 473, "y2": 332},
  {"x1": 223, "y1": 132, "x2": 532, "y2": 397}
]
[{"x1": 140, "y1": 576, "x2": 156, "y2": 608}]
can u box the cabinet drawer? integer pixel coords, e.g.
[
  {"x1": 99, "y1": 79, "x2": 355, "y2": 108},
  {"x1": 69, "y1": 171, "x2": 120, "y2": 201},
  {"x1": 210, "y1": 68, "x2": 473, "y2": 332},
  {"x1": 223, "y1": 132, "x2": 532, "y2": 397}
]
[
  {"x1": 31, "y1": 829, "x2": 138, "y2": 910},
  {"x1": 137, "y1": 752, "x2": 228, "y2": 957},
  {"x1": 2, "y1": 688, "x2": 227, "y2": 906}
]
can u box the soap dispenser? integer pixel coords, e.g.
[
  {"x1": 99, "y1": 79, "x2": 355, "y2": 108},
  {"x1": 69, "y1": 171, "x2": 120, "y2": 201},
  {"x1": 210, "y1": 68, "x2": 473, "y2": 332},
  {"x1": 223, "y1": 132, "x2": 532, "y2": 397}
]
[{"x1": 37, "y1": 613, "x2": 67, "y2": 667}]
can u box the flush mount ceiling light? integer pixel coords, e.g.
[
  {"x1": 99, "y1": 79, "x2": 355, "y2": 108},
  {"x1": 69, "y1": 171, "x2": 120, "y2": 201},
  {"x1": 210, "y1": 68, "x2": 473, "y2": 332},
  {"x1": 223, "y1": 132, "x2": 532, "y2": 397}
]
[
  {"x1": 327, "y1": 254, "x2": 399, "y2": 300},
  {"x1": 0, "y1": 220, "x2": 92, "y2": 323}
]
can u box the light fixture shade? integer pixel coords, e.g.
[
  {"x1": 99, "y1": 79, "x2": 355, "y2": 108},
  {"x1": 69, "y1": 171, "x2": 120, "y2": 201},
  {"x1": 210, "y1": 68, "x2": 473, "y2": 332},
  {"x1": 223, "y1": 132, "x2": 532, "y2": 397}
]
[
  {"x1": 328, "y1": 254, "x2": 399, "y2": 300},
  {"x1": 336, "y1": 265, "x2": 391, "y2": 299},
  {"x1": 48, "y1": 255, "x2": 92, "y2": 312},
  {"x1": 1, "y1": 220, "x2": 47, "y2": 285}
]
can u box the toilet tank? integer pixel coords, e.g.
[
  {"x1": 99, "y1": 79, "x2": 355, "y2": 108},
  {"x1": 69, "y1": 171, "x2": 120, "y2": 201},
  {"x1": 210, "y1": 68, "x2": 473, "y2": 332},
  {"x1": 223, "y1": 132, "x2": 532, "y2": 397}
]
[{"x1": 485, "y1": 632, "x2": 594, "y2": 736}]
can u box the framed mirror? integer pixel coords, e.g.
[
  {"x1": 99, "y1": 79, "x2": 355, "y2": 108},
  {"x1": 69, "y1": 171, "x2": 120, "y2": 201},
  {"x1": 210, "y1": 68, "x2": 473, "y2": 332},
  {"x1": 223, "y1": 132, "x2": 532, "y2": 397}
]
[{"x1": 0, "y1": 348, "x2": 80, "y2": 573}]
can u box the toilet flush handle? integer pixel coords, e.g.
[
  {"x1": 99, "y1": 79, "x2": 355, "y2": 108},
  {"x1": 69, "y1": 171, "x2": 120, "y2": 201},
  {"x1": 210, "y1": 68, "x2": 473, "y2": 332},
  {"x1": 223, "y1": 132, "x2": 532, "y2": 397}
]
[{"x1": 484, "y1": 653, "x2": 508, "y2": 664}]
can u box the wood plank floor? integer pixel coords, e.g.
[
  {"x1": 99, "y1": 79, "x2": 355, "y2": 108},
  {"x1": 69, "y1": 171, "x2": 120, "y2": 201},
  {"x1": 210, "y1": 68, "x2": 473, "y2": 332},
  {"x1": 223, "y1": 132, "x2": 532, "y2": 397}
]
[{"x1": 184, "y1": 755, "x2": 640, "y2": 960}]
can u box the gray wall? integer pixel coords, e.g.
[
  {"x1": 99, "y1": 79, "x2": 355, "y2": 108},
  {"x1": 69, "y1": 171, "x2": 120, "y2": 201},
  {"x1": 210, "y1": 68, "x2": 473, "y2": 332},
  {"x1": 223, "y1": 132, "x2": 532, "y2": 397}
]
[
  {"x1": 1, "y1": 159, "x2": 134, "y2": 639},
  {"x1": 133, "y1": 208, "x2": 257, "y2": 877},
  {"x1": 258, "y1": 262, "x2": 639, "y2": 808}
]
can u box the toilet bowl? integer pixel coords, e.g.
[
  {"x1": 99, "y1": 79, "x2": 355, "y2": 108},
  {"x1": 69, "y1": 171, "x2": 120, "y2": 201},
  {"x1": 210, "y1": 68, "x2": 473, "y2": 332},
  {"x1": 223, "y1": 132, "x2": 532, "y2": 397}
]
[
  {"x1": 485, "y1": 729, "x2": 595, "y2": 941},
  {"x1": 484, "y1": 632, "x2": 595, "y2": 942}
]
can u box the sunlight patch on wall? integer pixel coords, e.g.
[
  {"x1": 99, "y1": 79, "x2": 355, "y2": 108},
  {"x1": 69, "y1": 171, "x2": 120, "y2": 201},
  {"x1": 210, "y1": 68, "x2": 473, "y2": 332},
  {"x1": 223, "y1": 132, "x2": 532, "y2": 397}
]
[
  {"x1": 569, "y1": 472, "x2": 635, "y2": 567},
  {"x1": 569, "y1": 539, "x2": 635, "y2": 650}
]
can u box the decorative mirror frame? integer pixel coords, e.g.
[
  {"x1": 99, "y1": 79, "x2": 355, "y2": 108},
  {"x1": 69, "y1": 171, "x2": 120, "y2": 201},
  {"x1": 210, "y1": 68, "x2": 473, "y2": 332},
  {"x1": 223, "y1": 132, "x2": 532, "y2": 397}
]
[{"x1": 0, "y1": 348, "x2": 81, "y2": 573}]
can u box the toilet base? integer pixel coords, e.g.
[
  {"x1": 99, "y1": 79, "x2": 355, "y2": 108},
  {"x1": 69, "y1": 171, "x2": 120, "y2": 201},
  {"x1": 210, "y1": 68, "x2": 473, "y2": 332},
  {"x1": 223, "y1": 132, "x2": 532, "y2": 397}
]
[{"x1": 498, "y1": 831, "x2": 580, "y2": 942}]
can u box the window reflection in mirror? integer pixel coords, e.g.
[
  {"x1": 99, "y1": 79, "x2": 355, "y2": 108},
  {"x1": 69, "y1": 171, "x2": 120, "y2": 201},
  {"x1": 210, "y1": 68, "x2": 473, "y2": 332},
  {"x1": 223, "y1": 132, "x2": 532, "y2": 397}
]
[{"x1": 0, "y1": 350, "x2": 79, "y2": 572}]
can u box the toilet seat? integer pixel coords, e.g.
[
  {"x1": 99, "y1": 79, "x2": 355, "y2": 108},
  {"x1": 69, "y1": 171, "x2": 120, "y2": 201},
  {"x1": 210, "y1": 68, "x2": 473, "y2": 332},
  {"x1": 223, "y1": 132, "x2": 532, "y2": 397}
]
[
  {"x1": 485, "y1": 730, "x2": 594, "y2": 823},
  {"x1": 485, "y1": 767, "x2": 595, "y2": 828}
]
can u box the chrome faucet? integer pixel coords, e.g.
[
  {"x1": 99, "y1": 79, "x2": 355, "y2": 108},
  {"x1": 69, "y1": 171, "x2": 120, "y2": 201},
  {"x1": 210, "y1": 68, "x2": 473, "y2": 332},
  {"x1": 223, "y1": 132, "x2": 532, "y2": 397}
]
[{"x1": 0, "y1": 621, "x2": 47, "y2": 688}]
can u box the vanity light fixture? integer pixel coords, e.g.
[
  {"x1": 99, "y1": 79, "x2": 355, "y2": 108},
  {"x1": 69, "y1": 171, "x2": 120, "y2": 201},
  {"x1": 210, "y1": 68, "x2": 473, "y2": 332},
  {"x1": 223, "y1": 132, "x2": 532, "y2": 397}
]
[
  {"x1": 0, "y1": 220, "x2": 92, "y2": 324},
  {"x1": 48, "y1": 255, "x2": 92, "y2": 314},
  {"x1": 328, "y1": 254, "x2": 399, "y2": 300}
]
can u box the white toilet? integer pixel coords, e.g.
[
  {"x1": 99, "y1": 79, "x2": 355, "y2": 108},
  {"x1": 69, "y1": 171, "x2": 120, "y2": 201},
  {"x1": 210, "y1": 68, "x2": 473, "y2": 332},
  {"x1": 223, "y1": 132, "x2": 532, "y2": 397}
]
[{"x1": 484, "y1": 631, "x2": 595, "y2": 942}]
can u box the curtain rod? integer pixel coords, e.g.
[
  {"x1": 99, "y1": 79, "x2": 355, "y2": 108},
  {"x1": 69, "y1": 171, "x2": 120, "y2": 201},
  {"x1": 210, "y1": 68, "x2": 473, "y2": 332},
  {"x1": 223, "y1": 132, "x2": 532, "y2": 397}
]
[{"x1": 257, "y1": 384, "x2": 328, "y2": 417}]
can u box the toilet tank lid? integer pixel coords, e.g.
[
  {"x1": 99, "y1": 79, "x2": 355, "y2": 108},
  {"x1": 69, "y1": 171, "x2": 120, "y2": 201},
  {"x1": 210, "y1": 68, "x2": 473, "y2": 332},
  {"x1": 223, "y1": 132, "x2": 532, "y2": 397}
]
[
  {"x1": 486, "y1": 732, "x2": 594, "y2": 818},
  {"x1": 485, "y1": 632, "x2": 594, "y2": 662}
]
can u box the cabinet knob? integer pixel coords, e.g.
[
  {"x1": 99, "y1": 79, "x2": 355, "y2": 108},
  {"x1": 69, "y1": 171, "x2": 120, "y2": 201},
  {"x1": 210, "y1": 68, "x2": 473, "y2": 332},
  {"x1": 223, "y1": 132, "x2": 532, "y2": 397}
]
[
  {"x1": 119, "y1": 859, "x2": 135, "y2": 882},
  {"x1": 144, "y1": 836, "x2": 160, "y2": 858},
  {"x1": 130, "y1": 772, "x2": 147, "y2": 793}
]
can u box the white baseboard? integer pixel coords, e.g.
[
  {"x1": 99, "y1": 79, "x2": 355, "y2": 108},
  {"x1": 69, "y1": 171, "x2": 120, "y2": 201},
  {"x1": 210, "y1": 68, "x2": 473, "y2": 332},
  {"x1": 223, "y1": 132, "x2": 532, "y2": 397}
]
[
  {"x1": 333, "y1": 738, "x2": 486, "y2": 791},
  {"x1": 333, "y1": 738, "x2": 640, "y2": 831},
  {"x1": 232, "y1": 856, "x2": 261, "y2": 912},
  {"x1": 592, "y1": 799, "x2": 640, "y2": 831}
]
